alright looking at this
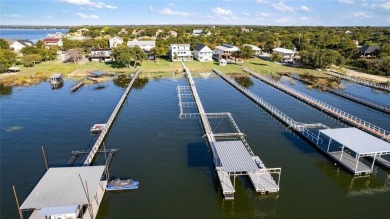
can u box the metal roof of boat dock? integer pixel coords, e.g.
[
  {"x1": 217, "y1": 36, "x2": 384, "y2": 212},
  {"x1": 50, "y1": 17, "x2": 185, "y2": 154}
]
[
  {"x1": 20, "y1": 166, "x2": 105, "y2": 210},
  {"x1": 50, "y1": 73, "x2": 62, "y2": 79},
  {"x1": 320, "y1": 127, "x2": 390, "y2": 155},
  {"x1": 214, "y1": 140, "x2": 259, "y2": 172}
]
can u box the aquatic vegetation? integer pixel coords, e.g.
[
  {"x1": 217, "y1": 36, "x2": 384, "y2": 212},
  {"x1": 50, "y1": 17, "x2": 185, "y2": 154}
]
[{"x1": 4, "y1": 125, "x2": 23, "y2": 132}]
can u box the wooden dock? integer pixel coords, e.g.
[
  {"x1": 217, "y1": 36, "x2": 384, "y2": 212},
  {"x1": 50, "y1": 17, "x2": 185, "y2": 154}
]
[
  {"x1": 325, "y1": 70, "x2": 390, "y2": 92},
  {"x1": 83, "y1": 69, "x2": 141, "y2": 165},
  {"x1": 243, "y1": 67, "x2": 390, "y2": 142},
  {"x1": 71, "y1": 78, "x2": 87, "y2": 92},
  {"x1": 285, "y1": 74, "x2": 390, "y2": 114}
]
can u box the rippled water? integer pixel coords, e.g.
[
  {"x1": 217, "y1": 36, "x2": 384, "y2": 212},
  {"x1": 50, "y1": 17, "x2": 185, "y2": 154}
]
[{"x1": 1, "y1": 74, "x2": 389, "y2": 219}]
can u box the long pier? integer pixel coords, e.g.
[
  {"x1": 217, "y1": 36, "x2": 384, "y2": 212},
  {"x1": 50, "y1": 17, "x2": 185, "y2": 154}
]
[
  {"x1": 243, "y1": 67, "x2": 390, "y2": 142},
  {"x1": 284, "y1": 74, "x2": 390, "y2": 114},
  {"x1": 213, "y1": 69, "x2": 390, "y2": 175},
  {"x1": 180, "y1": 63, "x2": 281, "y2": 199},
  {"x1": 325, "y1": 70, "x2": 390, "y2": 92},
  {"x1": 83, "y1": 69, "x2": 141, "y2": 165}
]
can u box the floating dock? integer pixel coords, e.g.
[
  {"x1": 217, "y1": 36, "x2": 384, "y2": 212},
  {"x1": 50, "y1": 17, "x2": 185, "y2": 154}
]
[
  {"x1": 70, "y1": 78, "x2": 87, "y2": 92},
  {"x1": 83, "y1": 69, "x2": 141, "y2": 165},
  {"x1": 243, "y1": 67, "x2": 390, "y2": 142},
  {"x1": 325, "y1": 70, "x2": 390, "y2": 92},
  {"x1": 213, "y1": 69, "x2": 390, "y2": 175},
  {"x1": 180, "y1": 62, "x2": 281, "y2": 199},
  {"x1": 285, "y1": 74, "x2": 390, "y2": 114}
]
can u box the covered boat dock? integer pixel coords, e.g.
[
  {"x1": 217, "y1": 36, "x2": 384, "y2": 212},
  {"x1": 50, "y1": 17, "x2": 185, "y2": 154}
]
[
  {"x1": 19, "y1": 166, "x2": 107, "y2": 219},
  {"x1": 319, "y1": 128, "x2": 390, "y2": 175}
]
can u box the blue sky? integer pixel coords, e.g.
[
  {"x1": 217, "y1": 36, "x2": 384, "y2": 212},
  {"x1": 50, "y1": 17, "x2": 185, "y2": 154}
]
[{"x1": 1, "y1": 0, "x2": 389, "y2": 26}]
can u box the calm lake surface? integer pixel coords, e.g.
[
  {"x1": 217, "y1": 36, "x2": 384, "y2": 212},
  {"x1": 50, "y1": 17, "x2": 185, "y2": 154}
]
[
  {"x1": 0, "y1": 29, "x2": 69, "y2": 42},
  {"x1": 1, "y1": 73, "x2": 389, "y2": 219}
]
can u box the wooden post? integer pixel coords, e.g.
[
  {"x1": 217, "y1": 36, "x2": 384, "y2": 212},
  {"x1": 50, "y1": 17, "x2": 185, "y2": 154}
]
[
  {"x1": 12, "y1": 185, "x2": 23, "y2": 219},
  {"x1": 41, "y1": 146, "x2": 48, "y2": 171}
]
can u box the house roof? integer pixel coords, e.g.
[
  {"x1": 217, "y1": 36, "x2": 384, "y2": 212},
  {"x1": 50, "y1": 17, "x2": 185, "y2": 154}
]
[
  {"x1": 110, "y1": 36, "x2": 123, "y2": 41},
  {"x1": 215, "y1": 44, "x2": 239, "y2": 52},
  {"x1": 127, "y1": 39, "x2": 155, "y2": 47},
  {"x1": 15, "y1": 40, "x2": 34, "y2": 46},
  {"x1": 20, "y1": 166, "x2": 106, "y2": 210},
  {"x1": 193, "y1": 29, "x2": 203, "y2": 34},
  {"x1": 243, "y1": 44, "x2": 261, "y2": 51},
  {"x1": 272, "y1": 48, "x2": 295, "y2": 54},
  {"x1": 359, "y1": 46, "x2": 380, "y2": 54},
  {"x1": 170, "y1": 44, "x2": 190, "y2": 47},
  {"x1": 50, "y1": 73, "x2": 62, "y2": 79},
  {"x1": 194, "y1": 44, "x2": 210, "y2": 51}
]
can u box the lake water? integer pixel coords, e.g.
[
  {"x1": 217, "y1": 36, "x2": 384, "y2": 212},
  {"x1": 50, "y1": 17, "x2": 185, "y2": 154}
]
[
  {"x1": 1, "y1": 73, "x2": 389, "y2": 219},
  {"x1": 0, "y1": 29, "x2": 69, "y2": 42}
]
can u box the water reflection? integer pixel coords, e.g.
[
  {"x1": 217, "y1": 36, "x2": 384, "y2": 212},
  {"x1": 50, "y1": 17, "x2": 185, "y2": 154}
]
[
  {"x1": 231, "y1": 74, "x2": 254, "y2": 88},
  {"x1": 315, "y1": 161, "x2": 390, "y2": 197},
  {"x1": 0, "y1": 84, "x2": 12, "y2": 96},
  {"x1": 113, "y1": 75, "x2": 149, "y2": 89}
]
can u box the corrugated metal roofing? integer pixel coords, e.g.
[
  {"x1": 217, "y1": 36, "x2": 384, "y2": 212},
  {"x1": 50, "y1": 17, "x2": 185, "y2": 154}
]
[
  {"x1": 39, "y1": 205, "x2": 78, "y2": 216},
  {"x1": 320, "y1": 128, "x2": 390, "y2": 155},
  {"x1": 20, "y1": 166, "x2": 105, "y2": 210},
  {"x1": 214, "y1": 141, "x2": 259, "y2": 173}
]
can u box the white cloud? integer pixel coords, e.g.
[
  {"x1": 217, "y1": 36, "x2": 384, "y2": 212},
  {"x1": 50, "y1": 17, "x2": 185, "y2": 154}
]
[
  {"x1": 381, "y1": 2, "x2": 390, "y2": 10},
  {"x1": 338, "y1": 0, "x2": 354, "y2": 4},
  {"x1": 300, "y1": 5, "x2": 311, "y2": 12},
  {"x1": 257, "y1": 12, "x2": 270, "y2": 17},
  {"x1": 3, "y1": 14, "x2": 25, "y2": 18},
  {"x1": 212, "y1": 7, "x2": 233, "y2": 15},
  {"x1": 77, "y1": 12, "x2": 99, "y2": 19},
  {"x1": 158, "y1": 8, "x2": 191, "y2": 16},
  {"x1": 256, "y1": 0, "x2": 268, "y2": 4},
  {"x1": 59, "y1": 0, "x2": 117, "y2": 9},
  {"x1": 275, "y1": 17, "x2": 291, "y2": 23},
  {"x1": 241, "y1": 12, "x2": 250, "y2": 16},
  {"x1": 272, "y1": 1, "x2": 294, "y2": 12},
  {"x1": 148, "y1": 6, "x2": 154, "y2": 12},
  {"x1": 350, "y1": 12, "x2": 373, "y2": 18}
]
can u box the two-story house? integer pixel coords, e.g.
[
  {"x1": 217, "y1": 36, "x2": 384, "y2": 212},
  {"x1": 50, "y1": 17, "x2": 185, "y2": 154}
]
[
  {"x1": 193, "y1": 44, "x2": 213, "y2": 62},
  {"x1": 9, "y1": 40, "x2": 34, "y2": 53},
  {"x1": 89, "y1": 49, "x2": 112, "y2": 62},
  {"x1": 272, "y1": 47, "x2": 295, "y2": 62},
  {"x1": 213, "y1": 44, "x2": 240, "y2": 62},
  {"x1": 169, "y1": 44, "x2": 192, "y2": 62},
  {"x1": 109, "y1": 36, "x2": 123, "y2": 48}
]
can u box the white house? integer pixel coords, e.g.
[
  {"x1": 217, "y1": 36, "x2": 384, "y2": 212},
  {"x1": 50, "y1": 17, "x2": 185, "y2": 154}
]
[
  {"x1": 192, "y1": 29, "x2": 210, "y2": 36},
  {"x1": 9, "y1": 40, "x2": 34, "y2": 53},
  {"x1": 272, "y1": 48, "x2": 295, "y2": 62},
  {"x1": 168, "y1": 31, "x2": 177, "y2": 37},
  {"x1": 89, "y1": 49, "x2": 112, "y2": 62},
  {"x1": 243, "y1": 44, "x2": 262, "y2": 56},
  {"x1": 213, "y1": 44, "x2": 240, "y2": 61},
  {"x1": 193, "y1": 44, "x2": 213, "y2": 62},
  {"x1": 43, "y1": 38, "x2": 63, "y2": 47},
  {"x1": 169, "y1": 44, "x2": 192, "y2": 62},
  {"x1": 109, "y1": 36, "x2": 123, "y2": 48},
  {"x1": 127, "y1": 39, "x2": 155, "y2": 53}
]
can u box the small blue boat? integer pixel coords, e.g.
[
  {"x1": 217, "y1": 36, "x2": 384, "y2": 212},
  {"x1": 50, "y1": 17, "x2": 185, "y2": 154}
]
[{"x1": 106, "y1": 178, "x2": 139, "y2": 191}]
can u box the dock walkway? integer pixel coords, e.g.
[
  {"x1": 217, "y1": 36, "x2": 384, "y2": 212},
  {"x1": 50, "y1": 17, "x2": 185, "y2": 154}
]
[
  {"x1": 83, "y1": 69, "x2": 141, "y2": 165},
  {"x1": 325, "y1": 70, "x2": 390, "y2": 92},
  {"x1": 285, "y1": 74, "x2": 390, "y2": 114},
  {"x1": 181, "y1": 63, "x2": 280, "y2": 199},
  {"x1": 243, "y1": 67, "x2": 390, "y2": 142}
]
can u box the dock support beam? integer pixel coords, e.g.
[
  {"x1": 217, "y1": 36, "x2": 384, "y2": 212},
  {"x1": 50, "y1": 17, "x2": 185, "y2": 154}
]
[{"x1": 12, "y1": 185, "x2": 23, "y2": 219}]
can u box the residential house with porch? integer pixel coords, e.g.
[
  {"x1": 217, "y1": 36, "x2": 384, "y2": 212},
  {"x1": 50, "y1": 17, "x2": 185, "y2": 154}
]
[
  {"x1": 243, "y1": 44, "x2": 262, "y2": 56},
  {"x1": 213, "y1": 44, "x2": 240, "y2": 62},
  {"x1": 127, "y1": 39, "x2": 155, "y2": 53},
  {"x1": 272, "y1": 47, "x2": 295, "y2": 62},
  {"x1": 169, "y1": 44, "x2": 192, "y2": 62},
  {"x1": 109, "y1": 36, "x2": 123, "y2": 48},
  {"x1": 89, "y1": 49, "x2": 112, "y2": 62},
  {"x1": 194, "y1": 44, "x2": 213, "y2": 62},
  {"x1": 9, "y1": 39, "x2": 34, "y2": 53}
]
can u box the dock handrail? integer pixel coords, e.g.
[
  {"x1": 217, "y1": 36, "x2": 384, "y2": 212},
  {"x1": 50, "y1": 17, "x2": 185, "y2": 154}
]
[
  {"x1": 243, "y1": 67, "x2": 390, "y2": 142},
  {"x1": 83, "y1": 69, "x2": 141, "y2": 165},
  {"x1": 325, "y1": 70, "x2": 390, "y2": 92}
]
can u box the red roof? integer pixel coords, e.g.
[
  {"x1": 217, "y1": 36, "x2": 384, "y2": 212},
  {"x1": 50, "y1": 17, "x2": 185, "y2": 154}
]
[{"x1": 43, "y1": 38, "x2": 60, "y2": 42}]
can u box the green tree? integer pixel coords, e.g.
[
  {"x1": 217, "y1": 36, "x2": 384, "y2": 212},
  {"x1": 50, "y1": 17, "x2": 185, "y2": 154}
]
[
  {"x1": 112, "y1": 45, "x2": 147, "y2": 68},
  {"x1": 0, "y1": 39, "x2": 9, "y2": 49},
  {"x1": 240, "y1": 45, "x2": 254, "y2": 67},
  {"x1": 36, "y1": 40, "x2": 44, "y2": 49},
  {"x1": 21, "y1": 46, "x2": 41, "y2": 56},
  {"x1": 379, "y1": 43, "x2": 390, "y2": 58},
  {"x1": 22, "y1": 54, "x2": 42, "y2": 67},
  {"x1": 0, "y1": 49, "x2": 17, "y2": 72},
  {"x1": 270, "y1": 53, "x2": 282, "y2": 62}
]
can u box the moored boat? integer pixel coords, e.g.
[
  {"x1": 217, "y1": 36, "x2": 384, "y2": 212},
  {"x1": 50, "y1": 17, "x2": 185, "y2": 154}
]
[{"x1": 106, "y1": 178, "x2": 139, "y2": 191}]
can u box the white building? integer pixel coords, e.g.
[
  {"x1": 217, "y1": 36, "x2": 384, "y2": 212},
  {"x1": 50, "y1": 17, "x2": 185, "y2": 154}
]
[
  {"x1": 109, "y1": 36, "x2": 123, "y2": 48},
  {"x1": 192, "y1": 29, "x2": 210, "y2": 36},
  {"x1": 193, "y1": 44, "x2": 213, "y2": 62},
  {"x1": 9, "y1": 40, "x2": 34, "y2": 53},
  {"x1": 213, "y1": 44, "x2": 240, "y2": 61},
  {"x1": 89, "y1": 49, "x2": 112, "y2": 62},
  {"x1": 43, "y1": 38, "x2": 63, "y2": 47},
  {"x1": 127, "y1": 39, "x2": 155, "y2": 53},
  {"x1": 169, "y1": 44, "x2": 192, "y2": 62},
  {"x1": 272, "y1": 48, "x2": 295, "y2": 62},
  {"x1": 243, "y1": 44, "x2": 262, "y2": 56}
]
